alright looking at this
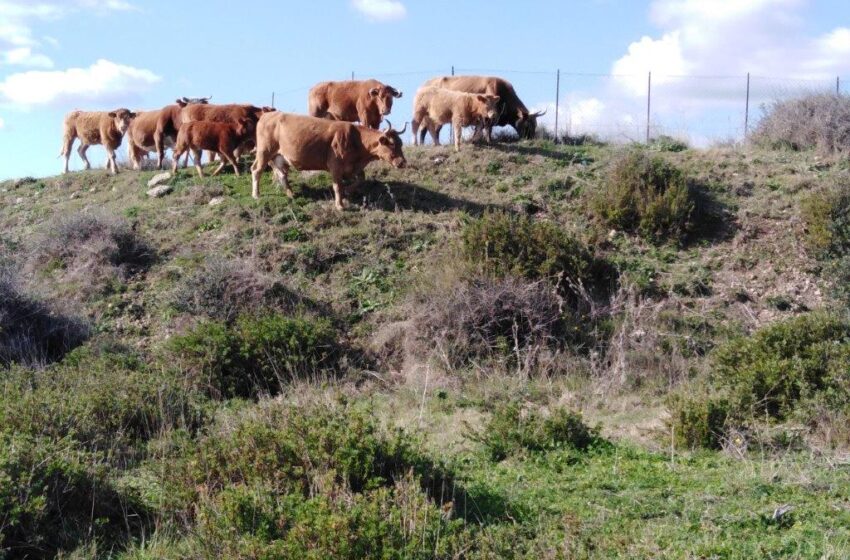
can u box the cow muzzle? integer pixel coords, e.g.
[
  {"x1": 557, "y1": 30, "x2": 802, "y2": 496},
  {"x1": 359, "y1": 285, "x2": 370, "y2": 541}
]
[{"x1": 392, "y1": 157, "x2": 406, "y2": 169}]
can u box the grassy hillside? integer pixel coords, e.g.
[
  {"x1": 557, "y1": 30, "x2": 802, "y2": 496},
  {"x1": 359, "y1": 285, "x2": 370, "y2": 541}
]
[{"x1": 2, "y1": 139, "x2": 850, "y2": 559}]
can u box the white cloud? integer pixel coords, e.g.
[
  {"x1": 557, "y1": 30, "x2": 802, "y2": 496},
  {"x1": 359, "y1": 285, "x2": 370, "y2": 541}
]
[
  {"x1": 0, "y1": 59, "x2": 161, "y2": 107},
  {"x1": 0, "y1": 1, "x2": 137, "y2": 68},
  {"x1": 0, "y1": 116, "x2": 5, "y2": 129},
  {"x1": 352, "y1": 0, "x2": 406, "y2": 22},
  {"x1": 612, "y1": 0, "x2": 850, "y2": 100},
  {"x1": 3, "y1": 46, "x2": 53, "y2": 68}
]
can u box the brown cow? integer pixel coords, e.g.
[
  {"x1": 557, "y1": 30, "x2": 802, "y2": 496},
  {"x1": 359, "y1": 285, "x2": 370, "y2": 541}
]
[
  {"x1": 171, "y1": 119, "x2": 252, "y2": 178},
  {"x1": 153, "y1": 97, "x2": 210, "y2": 169},
  {"x1": 308, "y1": 79, "x2": 402, "y2": 129},
  {"x1": 422, "y1": 76, "x2": 545, "y2": 140},
  {"x1": 180, "y1": 103, "x2": 272, "y2": 162},
  {"x1": 60, "y1": 108, "x2": 136, "y2": 174},
  {"x1": 412, "y1": 87, "x2": 500, "y2": 151},
  {"x1": 251, "y1": 112, "x2": 407, "y2": 210}
]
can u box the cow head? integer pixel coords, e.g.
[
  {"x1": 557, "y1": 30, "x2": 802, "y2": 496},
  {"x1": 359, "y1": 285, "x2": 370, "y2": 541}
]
[
  {"x1": 108, "y1": 108, "x2": 136, "y2": 134},
  {"x1": 375, "y1": 120, "x2": 407, "y2": 168},
  {"x1": 474, "y1": 94, "x2": 501, "y2": 123},
  {"x1": 234, "y1": 117, "x2": 254, "y2": 138},
  {"x1": 516, "y1": 108, "x2": 547, "y2": 139},
  {"x1": 368, "y1": 84, "x2": 403, "y2": 116}
]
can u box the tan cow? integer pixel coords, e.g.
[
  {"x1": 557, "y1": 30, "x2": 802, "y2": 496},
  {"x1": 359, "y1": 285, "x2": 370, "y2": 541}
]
[
  {"x1": 308, "y1": 79, "x2": 402, "y2": 129},
  {"x1": 251, "y1": 112, "x2": 407, "y2": 210},
  {"x1": 422, "y1": 76, "x2": 545, "y2": 140},
  {"x1": 60, "y1": 109, "x2": 136, "y2": 174},
  {"x1": 171, "y1": 119, "x2": 252, "y2": 178},
  {"x1": 125, "y1": 110, "x2": 160, "y2": 170},
  {"x1": 412, "y1": 87, "x2": 500, "y2": 151}
]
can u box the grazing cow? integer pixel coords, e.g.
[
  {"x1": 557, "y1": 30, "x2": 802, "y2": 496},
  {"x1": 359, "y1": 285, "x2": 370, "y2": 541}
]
[
  {"x1": 153, "y1": 97, "x2": 210, "y2": 169},
  {"x1": 412, "y1": 87, "x2": 500, "y2": 151},
  {"x1": 60, "y1": 108, "x2": 136, "y2": 174},
  {"x1": 171, "y1": 119, "x2": 252, "y2": 178},
  {"x1": 422, "y1": 76, "x2": 545, "y2": 140},
  {"x1": 251, "y1": 112, "x2": 407, "y2": 210},
  {"x1": 308, "y1": 79, "x2": 402, "y2": 129}
]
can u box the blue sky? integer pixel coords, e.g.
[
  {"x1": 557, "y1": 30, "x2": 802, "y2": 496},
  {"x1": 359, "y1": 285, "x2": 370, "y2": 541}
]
[{"x1": 1, "y1": 0, "x2": 850, "y2": 179}]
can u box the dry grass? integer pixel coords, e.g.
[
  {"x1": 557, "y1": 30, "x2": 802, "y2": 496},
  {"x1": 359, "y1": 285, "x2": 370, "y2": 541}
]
[{"x1": 751, "y1": 93, "x2": 850, "y2": 154}]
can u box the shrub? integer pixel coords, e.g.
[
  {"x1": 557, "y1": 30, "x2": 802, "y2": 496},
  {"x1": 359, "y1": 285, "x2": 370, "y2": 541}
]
[
  {"x1": 712, "y1": 313, "x2": 850, "y2": 421},
  {"x1": 474, "y1": 401, "x2": 603, "y2": 460},
  {"x1": 462, "y1": 210, "x2": 611, "y2": 297},
  {"x1": 801, "y1": 181, "x2": 850, "y2": 305},
  {"x1": 28, "y1": 211, "x2": 153, "y2": 295},
  {"x1": 0, "y1": 431, "x2": 149, "y2": 557},
  {"x1": 0, "y1": 268, "x2": 89, "y2": 367},
  {"x1": 590, "y1": 149, "x2": 700, "y2": 243},
  {"x1": 751, "y1": 93, "x2": 850, "y2": 153},
  {"x1": 170, "y1": 257, "x2": 303, "y2": 323},
  {"x1": 668, "y1": 393, "x2": 730, "y2": 450},
  {"x1": 165, "y1": 313, "x2": 339, "y2": 398},
  {"x1": 649, "y1": 135, "x2": 689, "y2": 152},
  {"x1": 0, "y1": 343, "x2": 207, "y2": 454},
  {"x1": 413, "y1": 276, "x2": 577, "y2": 370}
]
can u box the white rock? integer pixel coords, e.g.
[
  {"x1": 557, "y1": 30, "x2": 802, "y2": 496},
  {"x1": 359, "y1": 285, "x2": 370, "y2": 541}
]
[
  {"x1": 208, "y1": 196, "x2": 225, "y2": 206},
  {"x1": 147, "y1": 172, "x2": 172, "y2": 188},
  {"x1": 147, "y1": 184, "x2": 173, "y2": 198}
]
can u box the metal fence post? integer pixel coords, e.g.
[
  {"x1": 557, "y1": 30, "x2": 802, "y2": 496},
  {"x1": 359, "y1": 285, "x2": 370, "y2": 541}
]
[
  {"x1": 646, "y1": 72, "x2": 652, "y2": 144},
  {"x1": 744, "y1": 72, "x2": 750, "y2": 140},
  {"x1": 554, "y1": 69, "x2": 560, "y2": 143},
  {"x1": 449, "y1": 65, "x2": 455, "y2": 144},
  {"x1": 351, "y1": 71, "x2": 355, "y2": 81}
]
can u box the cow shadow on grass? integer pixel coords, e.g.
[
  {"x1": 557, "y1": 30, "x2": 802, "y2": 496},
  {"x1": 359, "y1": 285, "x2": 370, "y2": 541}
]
[
  {"x1": 288, "y1": 178, "x2": 500, "y2": 215},
  {"x1": 354, "y1": 180, "x2": 499, "y2": 215}
]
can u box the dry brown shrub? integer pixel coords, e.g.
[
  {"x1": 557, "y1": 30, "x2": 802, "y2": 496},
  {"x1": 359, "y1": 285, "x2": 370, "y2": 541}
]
[{"x1": 751, "y1": 93, "x2": 850, "y2": 154}]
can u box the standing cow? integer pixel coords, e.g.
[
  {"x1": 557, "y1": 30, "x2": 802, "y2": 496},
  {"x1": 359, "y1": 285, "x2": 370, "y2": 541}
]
[
  {"x1": 308, "y1": 79, "x2": 402, "y2": 129},
  {"x1": 251, "y1": 112, "x2": 406, "y2": 210},
  {"x1": 412, "y1": 87, "x2": 500, "y2": 150},
  {"x1": 153, "y1": 97, "x2": 210, "y2": 169},
  {"x1": 60, "y1": 109, "x2": 136, "y2": 174},
  {"x1": 172, "y1": 119, "x2": 252, "y2": 178},
  {"x1": 179, "y1": 103, "x2": 272, "y2": 164},
  {"x1": 422, "y1": 76, "x2": 545, "y2": 141}
]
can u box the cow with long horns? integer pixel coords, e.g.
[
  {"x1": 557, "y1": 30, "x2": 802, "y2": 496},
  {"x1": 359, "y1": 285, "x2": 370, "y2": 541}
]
[
  {"x1": 422, "y1": 76, "x2": 545, "y2": 140},
  {"x1": 251, "y1": 112, "x2": 407, "y2": 210},
  {"x1": 308, "y1": 79, "x2": 403, "y2": 129}
]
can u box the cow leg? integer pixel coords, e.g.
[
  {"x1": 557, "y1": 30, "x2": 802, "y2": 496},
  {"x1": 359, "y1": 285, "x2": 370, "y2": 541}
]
[
  {"x1": 171, "y1": 148, "x2": 182, "y2": 174},
  {"x1": 78, "y1": 144, "x2": 91, "y2": 170},
  {"x1": 155, "y1": 135, "x2": 165, "y2": 170},
  {"x1": 270, "y1": 155, "x2": 293, "y2": 198},
  {"x1": 192, "y1": 149, "x2": 204, "y2": 178},
  {"x1": 411, "y1": 119, "x2": 420, "y2": 146},
  {"x1": 211, "y1": 151, "x2": 226, "y2": 176},
  {"x1": 106, "y1": 145, "x2": 119, "y2": 174},
  {"x1": 207, "y1": 150, "x2": 217, "y2": 164},
  {"x1": 484, "y1": 123, "x2": 493, "y2": 144},
  {"x1": 62, "y1": 136, "x2": 74, "y2": 174},
  {"x1": 251, "y1": 152, "x2": 270, "y2": 199},
  {"x1": 227, "y1": 150, "x2": 240, "y2": 176},
  {"x1": 453, "y1": 120, "x2": 462, "y2": 152}
]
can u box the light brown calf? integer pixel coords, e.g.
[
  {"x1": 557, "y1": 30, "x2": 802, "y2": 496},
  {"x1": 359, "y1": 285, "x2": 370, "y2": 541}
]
[
  {"x1": 60, "y1": 109, "x2": 136, "y2": 174},
  {"x1": 126, "y1": 110, "x2": 161, "y2": 170},
  {"x1": 171, "y1": 120, "x2": 251, "y2": 178},
  {"x1": 411, "y1": 87, "x2": 500, "y2": 151},
  {"x1": 251, "y1": 112, "x2": 407, "y2": 210}
]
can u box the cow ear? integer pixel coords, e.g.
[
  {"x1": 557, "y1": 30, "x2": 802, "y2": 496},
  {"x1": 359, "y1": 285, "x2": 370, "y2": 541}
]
[
  {"x1": 379, "y1": 136, "x2": 391, "y2": 146},
  {"x1": 129, "y1": 112, "x2": 137, "y2": 119},
  {"x1": 477, "y1": 95, "x2": 488, "y2": 103},
  {"x1": 369, "y1": 88, "x2": 380, "y2": 97},
  {"x1": 108, "y1": 111, "x2": 117, "y2": 117}
]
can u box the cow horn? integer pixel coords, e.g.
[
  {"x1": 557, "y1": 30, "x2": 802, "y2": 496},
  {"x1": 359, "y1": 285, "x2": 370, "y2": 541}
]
[
  {"x1": 384, "y1": 119, "x2": 393, "y2": 131},
  {"x1": 392, "y1": 88, "x2": 403, "y2": 98},
  {"x1": 532, "y1": 109, "x2": 547, "y2": 117},
  {"x1": 395, "y1": 121, "x2": 408, "y2": 135}
]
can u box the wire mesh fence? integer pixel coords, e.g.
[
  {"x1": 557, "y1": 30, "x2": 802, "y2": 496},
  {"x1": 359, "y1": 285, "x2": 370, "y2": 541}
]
[{"x1": 269, "y1": 67, "x2": 843, "y2": 147}]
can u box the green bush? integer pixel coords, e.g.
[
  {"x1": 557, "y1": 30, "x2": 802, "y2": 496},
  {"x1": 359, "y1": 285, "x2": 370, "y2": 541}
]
[
  {"x1": 165, "y1": 314, "x2": 339, "y2": 398},
  {"x1": 668, "y1": 393, "x2": 730, "y2": 450},
  {"x1": 0, "y1": 343, "x2": 206, "y2": 455},
  {"x1": 801, "y1": 181, "x2": 850, "y2": 305},
  {"x1": 590, "y1": 150, "x2": 699, "y2": 243},
  {"x1": 712, "y1": 313, "x2": 850, "y2": 421},
  {"x1": 649, "y1": 135, "x2": 689, "y2": 153},
  {"x1": 461, "y1": 210, "x2": 612, "y2": 298},
  {"x1": 475, "y1": 401, "x2": 604, "y2": 460},
  {"x1": 0, "y1": 431, "x2": 149, "y2": 557}
]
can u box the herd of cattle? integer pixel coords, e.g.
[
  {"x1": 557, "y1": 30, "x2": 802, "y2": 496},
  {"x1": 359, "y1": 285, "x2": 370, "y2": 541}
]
[{"x1": 59, "y1": 75, "x2": 546, "y2": 209}]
